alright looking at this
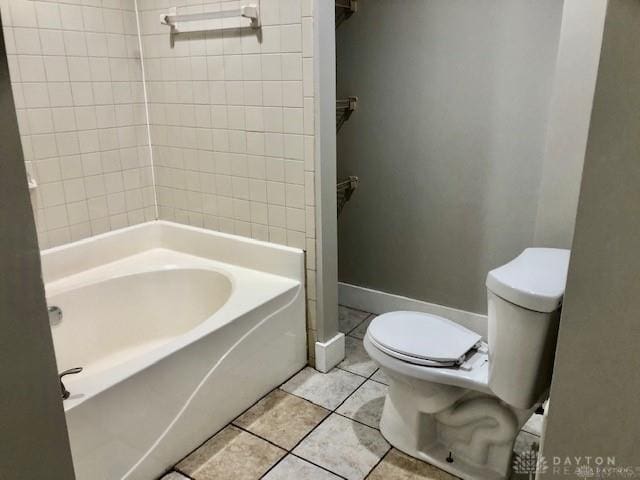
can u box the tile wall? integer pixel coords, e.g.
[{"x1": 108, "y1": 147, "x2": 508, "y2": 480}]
[
  {"x1": 1, "y1": 0, "x2": 156, "y2": 249},
  {"x1": 136, "y1": 0, "x2": 318, "y2": 359},
  {"x1": 1, "y1": 0, "x2": 320, "y2": 362}
]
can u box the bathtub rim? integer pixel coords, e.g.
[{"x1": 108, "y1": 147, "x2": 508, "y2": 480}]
[{"x1": 41, "y1": 220, "x2": 305, "y2": 285}]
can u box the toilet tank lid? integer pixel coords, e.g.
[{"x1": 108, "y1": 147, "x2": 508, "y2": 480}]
[{"x1": 486, "y1": 248, "x2": 571, "y2": 313}]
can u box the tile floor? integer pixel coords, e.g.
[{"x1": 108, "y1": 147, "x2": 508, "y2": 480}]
[{"x1": 161, "y1": 306, "x2": 543, "y2": 480}]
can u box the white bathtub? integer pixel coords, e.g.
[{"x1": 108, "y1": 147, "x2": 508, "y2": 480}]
[{"x1": 41, "y1": 221, "x2": 307, "y2": 480}]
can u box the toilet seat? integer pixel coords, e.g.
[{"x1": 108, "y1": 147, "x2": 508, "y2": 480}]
[{"x1": 367, "y1": 311, "x2": 482, "y2": 367}]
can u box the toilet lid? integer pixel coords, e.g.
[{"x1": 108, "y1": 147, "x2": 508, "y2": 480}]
[{"x1": 367, "y1": 311, "x2": 482, "y2": 365}]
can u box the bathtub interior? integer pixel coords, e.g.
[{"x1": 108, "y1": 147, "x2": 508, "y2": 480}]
[{"x1": 48, "y1": 264, "x2": 232, "y2": 374}]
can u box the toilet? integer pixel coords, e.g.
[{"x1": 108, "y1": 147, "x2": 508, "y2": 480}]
[{"x1": 364, "y1": 248, "x2": 571, "y2": 480}]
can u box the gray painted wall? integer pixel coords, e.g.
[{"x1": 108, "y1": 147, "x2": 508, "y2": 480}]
[
  {"x1": 542, "y1": 0, "x2": 640, "y2": 466},
  {"x1": 0, "y1": 15, "x2": 76, "y2": 479},
  {"x1": 533, "y1": 0, "x2": 606, "y2": 249},
  {"x1": 337, "y1": 0, "x2": 564, "y2": 314}
]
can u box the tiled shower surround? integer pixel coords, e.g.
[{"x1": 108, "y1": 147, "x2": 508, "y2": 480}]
[
  {"x1": 2, "y1": 0, "x2": 156, "y2": 248},
  {"x1": 2, "y1": 0, "x2": 320, "y2": 360}
]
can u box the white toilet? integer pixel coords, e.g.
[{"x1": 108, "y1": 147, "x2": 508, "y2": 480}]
[{"x1": 364, "y1": 248, "x2": 571, "y2": 480}]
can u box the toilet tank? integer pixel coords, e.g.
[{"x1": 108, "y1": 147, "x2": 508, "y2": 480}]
[{"x1": 485, "y1": 248, "x2": 571, "y2": 409}]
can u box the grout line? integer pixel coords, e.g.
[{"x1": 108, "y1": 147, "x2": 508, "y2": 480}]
[
  {"x1": 172, "y1": 466, "x2": 195, "y2": 479},
  {"x1": 258, "y1": 455, "x2": 288, "y2": 479},
  {"x1": 278, "y1": 364, "x2": 310, "y2": 389},
  {"x1": 231, "y1": 423, "x2": 288, "y2": 453},
  {"x1": 133, "y1": 0, "x2": 159, "y2": 220},
  {"x1": 285, "y1": 412, "x2": 334, "y2": 459},
  {"x1": 170, "y1": 467, "x2": 195, "y2": 480},
  {"x1": 290, "y1": 453, "x2": 349, "y2": 480},
  {"x1": 330, "y1": 377, "x2": 368, "y2": 412},
  {"x1": 363, "y1": 448, "x2": 391, "y2": 480},
  {"x1": 521, "y1": 427, "x2": 542, "y2": 438},
  {"x1": 332, "y1": 410, "x2": 383, "y2": 431},
  {"x1": 342, "y1": 310, "x2": 375, "y2": 338},
  {"x1": 335, "y1": 365, "x2": 367, "y2": 378},
  {"x1": 334, "y1": 365, "x2": 383, "y2": 384},
  {"x1": 277, "y1": 386, "x2": 334, "y2": 412}
]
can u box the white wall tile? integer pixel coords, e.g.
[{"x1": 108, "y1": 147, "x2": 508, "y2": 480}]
[
  {"x1": 39, "y1": 29, "x2": 65, "y2": 56},
  {"x1": 280, "y1": 0, "x2": 302, "y2": 25},
  {"x1": 59, "y1": 4, "x2": 85, "y2": 31},
  {"x1": 4, "y1": 0, "x2": 154, "y2": 245},
  {"x1": 280, "y1": 24, "x2": 301, "y2": 52},
  {"x1": 35, "y1": 2, "x2": 62, "y2": 30},
  {"x1": 18, "y1": 56, "x2": 46, "y2": 82},
  {"x1": 14, "y1": 28, "x2": 42, "y2": 55},
  {"x1": 43, "y1": 57, "x2": 69, "y2": 82}
]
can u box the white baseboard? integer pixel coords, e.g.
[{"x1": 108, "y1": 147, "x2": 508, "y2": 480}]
[
  {"x1": 339, "y1": 282, "x2": 488, "y2": 339},
  {"x1": 314, "y1": 333, "x2": 345, "y2": 373}
]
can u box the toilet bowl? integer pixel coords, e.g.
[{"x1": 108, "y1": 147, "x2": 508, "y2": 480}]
[{"x1": 364, "y1": 248, "x2": 571, "y2": 480}]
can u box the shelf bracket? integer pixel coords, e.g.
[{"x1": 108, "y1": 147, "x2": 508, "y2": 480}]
[
  {"x1": 336, "y1": 96, "x2": 358, "y2": 132},
  {"x1": 335, "y1": 0, "x2": 357, "y2": 27}
]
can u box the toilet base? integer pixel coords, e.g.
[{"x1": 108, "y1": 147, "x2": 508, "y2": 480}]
[
  {"x1": 379, "y1": 374, "x2": 535, "y2": 480},
  {"x1": 389, "y1": 439, "x2": 506, "y2": 480}
]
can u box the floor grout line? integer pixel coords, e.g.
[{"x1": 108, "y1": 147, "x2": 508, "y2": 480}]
[
  {"x1": 258, "y1": 456, "x2": 287, "y2": 480},
  {"x1": 332, "y1": 410, "x2": 384, "y2": 432},
  {"x1": 231, "y1": 423, "x2": 289, "y2": 453},
  {"x1": 172, "y1": 466, "x2": 195, "y2": 480},
  {"x1": 342, "y1": 311, "x2": 375, "y2": 338},
  {"x1": 334, "y1": 364, "x2": 387, "y2": 385},
  {"x1": 289, "y1": 452, "x2": 350, "y2": 480},
  {"x1": 363, "y1": 448, "x2": 392, "y2": 480}
]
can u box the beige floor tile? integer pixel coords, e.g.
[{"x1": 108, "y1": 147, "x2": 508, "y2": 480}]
[
  {"x1": 338, "y1": 336, "x2": 378, "y2": 377},
  {"x1": 177, "y1": 425, "x2": 285, "y2": 480},
  {"x1": 263, "y1": 455, "x2": 342, "y2": 480},
  {"x1": 293, "y1": 413, "x2": 390, "y2": 480},
  {"x1": 349, "y1": 315, "x2": 375, "y2": 339},
  {"x1": 339, "y1": 305, "x2": 371, "y2": 334},
  {"x1": 234, "y1": 389, "x2": 330, "y2": 450},
  {"x1": 336, "y1": 380, "x2": 387, "y2": 429},
  {"x1": 371, "y1": 368, "x2": 389, "y2": 385},
  {"x1": 281, "y1": 366, "x2": 365, "y2": 410},
  {"x1": 368, "y1": 449, "x2": 459, "y2": 480}
]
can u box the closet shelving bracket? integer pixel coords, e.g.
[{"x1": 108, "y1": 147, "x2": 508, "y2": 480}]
[
  {"x1": 335, "y1": 0, "x2": 357, "y2": 14},
  {"x1": 337, "y1": 176, "x2": 359, "y2": 216},
  {"x1": 335, "y1": 0, "x2": 357, "y2": 27},
  {"x1": 336, "y1": 96, "x2": 358, "y2": 132}
]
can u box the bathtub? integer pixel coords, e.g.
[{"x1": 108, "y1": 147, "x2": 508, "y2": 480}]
[{"x1": 41, "y1": 221, "x2": 307, "y2": 480}]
